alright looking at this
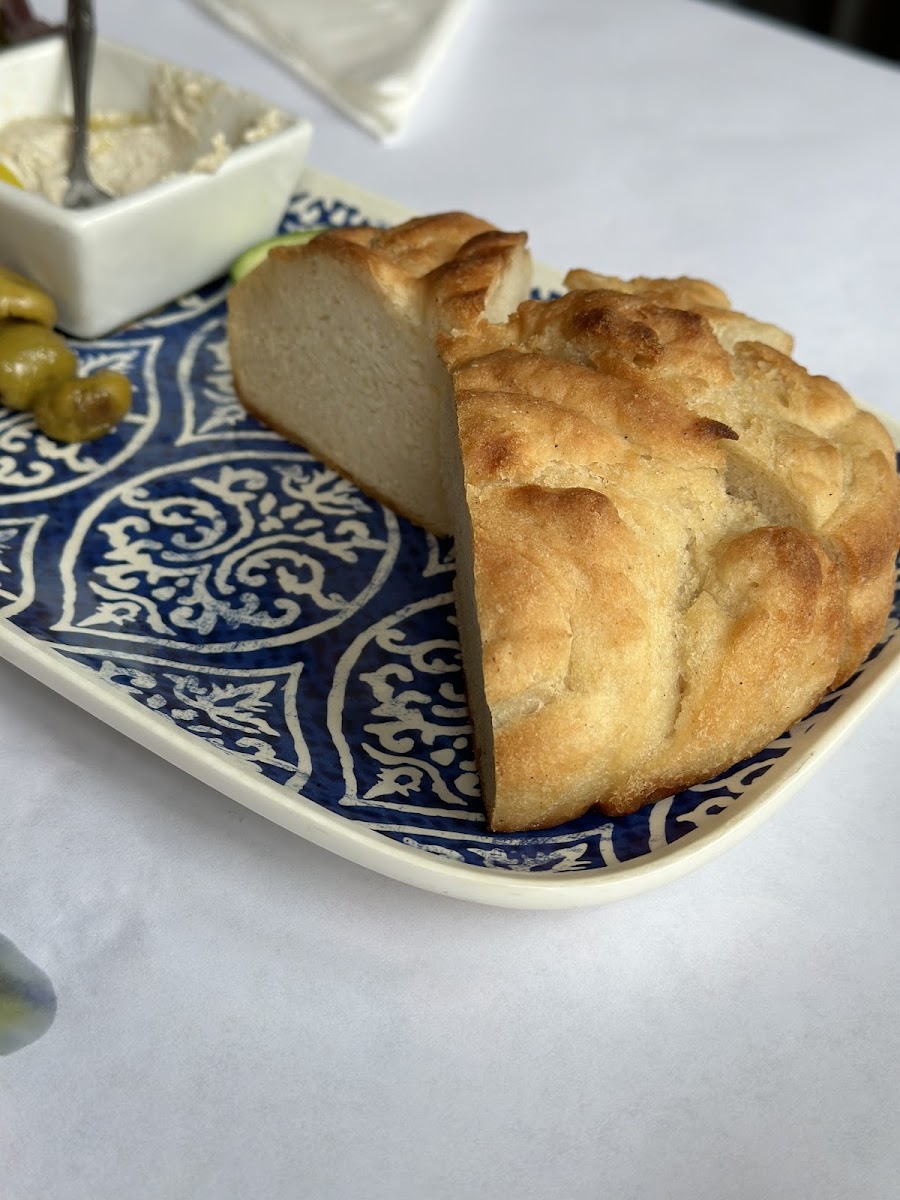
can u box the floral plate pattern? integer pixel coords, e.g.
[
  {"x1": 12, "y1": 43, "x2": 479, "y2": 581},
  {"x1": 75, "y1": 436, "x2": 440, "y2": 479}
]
[{"x1": 0, "y1": 166, "x2": 898, "y2": 908}]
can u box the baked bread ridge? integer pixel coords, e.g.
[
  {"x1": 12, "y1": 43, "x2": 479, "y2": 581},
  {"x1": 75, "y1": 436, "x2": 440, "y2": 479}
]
[
  {"x1": 562, "y1": 267, "x2": 795, "y2": 355},
  {"x1": 227, "y1": 213, "x2": 531, "y2": 535},
  {"x1": 441, "y1": 283, "x2": 900, "y2": 831}
]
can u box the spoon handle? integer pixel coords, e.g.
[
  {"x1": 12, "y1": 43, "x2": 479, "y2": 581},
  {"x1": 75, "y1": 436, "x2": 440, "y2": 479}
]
[{"x1": 65, "y1": 0, "x2": 95, "y2": 183}]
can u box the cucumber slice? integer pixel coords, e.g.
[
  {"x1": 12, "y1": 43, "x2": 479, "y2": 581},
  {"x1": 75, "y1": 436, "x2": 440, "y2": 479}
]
[{"x1": 229, "y1": 228, "x2": 327, "y2": 282}]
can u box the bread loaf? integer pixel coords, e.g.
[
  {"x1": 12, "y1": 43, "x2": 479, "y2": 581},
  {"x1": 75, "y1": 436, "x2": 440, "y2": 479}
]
[
  {"x1": 440, "y1": 278, "x2": 900, "y2": 831},
  {"x1": 227, "y1": 214, "x2": 531, "y2": 534},
  {"x1": 226, "y1": 215, "x2": 899, "y2": 832}
]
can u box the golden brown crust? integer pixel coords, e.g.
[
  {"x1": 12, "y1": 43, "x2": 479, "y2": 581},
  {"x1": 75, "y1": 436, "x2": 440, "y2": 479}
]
[
  {"x1": 266, "y1": 213, "x2": 530, "y2": 338},
  {"x1": 325, "y1": 212, "x2": 497, "y2": 276},
  {"x1": 564, "y1": 267, "x2": 795, "y2": 356},
  {"x1": 445, "y1": 282, "x2": 900, "y2": 830},
  {"x1": 425, "y1": 229, "x2": 530, "y2": 332},
  {"x1": 564, "y1": 269, "x2": 732, "y2": 311}
]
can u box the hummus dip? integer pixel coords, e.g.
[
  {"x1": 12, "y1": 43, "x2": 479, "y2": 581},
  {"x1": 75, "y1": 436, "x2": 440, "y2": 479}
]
[{"x1": 0, "y1": 66, "x2": 285, "y2": 205}]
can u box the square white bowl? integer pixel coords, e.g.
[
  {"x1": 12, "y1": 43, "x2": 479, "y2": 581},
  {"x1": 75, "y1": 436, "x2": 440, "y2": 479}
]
[{"x1": 0, "y1": 37, "x2": 313, "y2": 338}]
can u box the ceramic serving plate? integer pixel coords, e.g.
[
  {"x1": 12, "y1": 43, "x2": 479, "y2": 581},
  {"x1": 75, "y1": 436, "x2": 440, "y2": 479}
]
[{"x1": 0, "y1": 166, "x2": 897, "y2": 909}]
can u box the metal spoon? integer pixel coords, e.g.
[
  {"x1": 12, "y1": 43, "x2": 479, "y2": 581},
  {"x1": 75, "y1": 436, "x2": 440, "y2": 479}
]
[{"x1": 63, "y1": 0, "x2": 111, "y2": 209}]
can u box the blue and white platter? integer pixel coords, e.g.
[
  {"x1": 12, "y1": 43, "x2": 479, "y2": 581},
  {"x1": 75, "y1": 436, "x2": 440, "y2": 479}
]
[{"x1": 0, "y1": 166, "x2": 898, "y2": 908}]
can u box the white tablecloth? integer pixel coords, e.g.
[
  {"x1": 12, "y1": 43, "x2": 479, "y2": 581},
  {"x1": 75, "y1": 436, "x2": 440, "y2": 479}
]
[{"x1": 5, "y1": 2, "x2": 900, "y2": 1197}]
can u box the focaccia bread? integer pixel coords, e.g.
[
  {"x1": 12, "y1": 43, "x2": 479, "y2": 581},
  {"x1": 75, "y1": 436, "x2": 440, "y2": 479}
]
[
  {"x1": 440, "y1": 278, "x2": 900, "y2": 831},
  {"x1": 228, "y1": 213, "x2": 531, "y2": 534}
]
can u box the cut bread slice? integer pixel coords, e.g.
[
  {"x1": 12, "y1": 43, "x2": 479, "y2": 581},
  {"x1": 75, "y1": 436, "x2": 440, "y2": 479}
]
[
  {"x1": 227, "y1": 214, "x2": 531, "y2": 534},
  {"x1": 440, "y1": 283, "x2": 900, "y2": 831}
]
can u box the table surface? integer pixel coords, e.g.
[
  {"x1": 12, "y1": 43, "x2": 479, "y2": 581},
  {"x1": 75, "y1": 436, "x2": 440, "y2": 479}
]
[{"x1": 5, "y1": 2, "x2": 900, "y2": 1198}]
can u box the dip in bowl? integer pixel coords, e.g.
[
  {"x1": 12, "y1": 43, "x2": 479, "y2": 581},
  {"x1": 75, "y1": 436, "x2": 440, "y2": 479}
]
[{"x1": 0, "y1": 38, "x2": 312, "y2": 337}]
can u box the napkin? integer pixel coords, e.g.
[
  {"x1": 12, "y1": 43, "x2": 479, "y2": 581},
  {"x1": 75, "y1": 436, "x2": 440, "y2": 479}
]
[{"x1": 192, "y1": 0, "x2": 475, "y2": 140}]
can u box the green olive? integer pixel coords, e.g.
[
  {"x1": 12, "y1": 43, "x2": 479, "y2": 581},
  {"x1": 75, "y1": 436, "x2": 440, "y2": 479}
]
[
  {"x1": 32, "y1": 371, "x2": 132, "y2": 443},
  {"x1": 0, "y1": 321, "x2": 77, "y2": 411},
  {"x1": 0, "y1": 268, "x2": 56, "y2": 327}
]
